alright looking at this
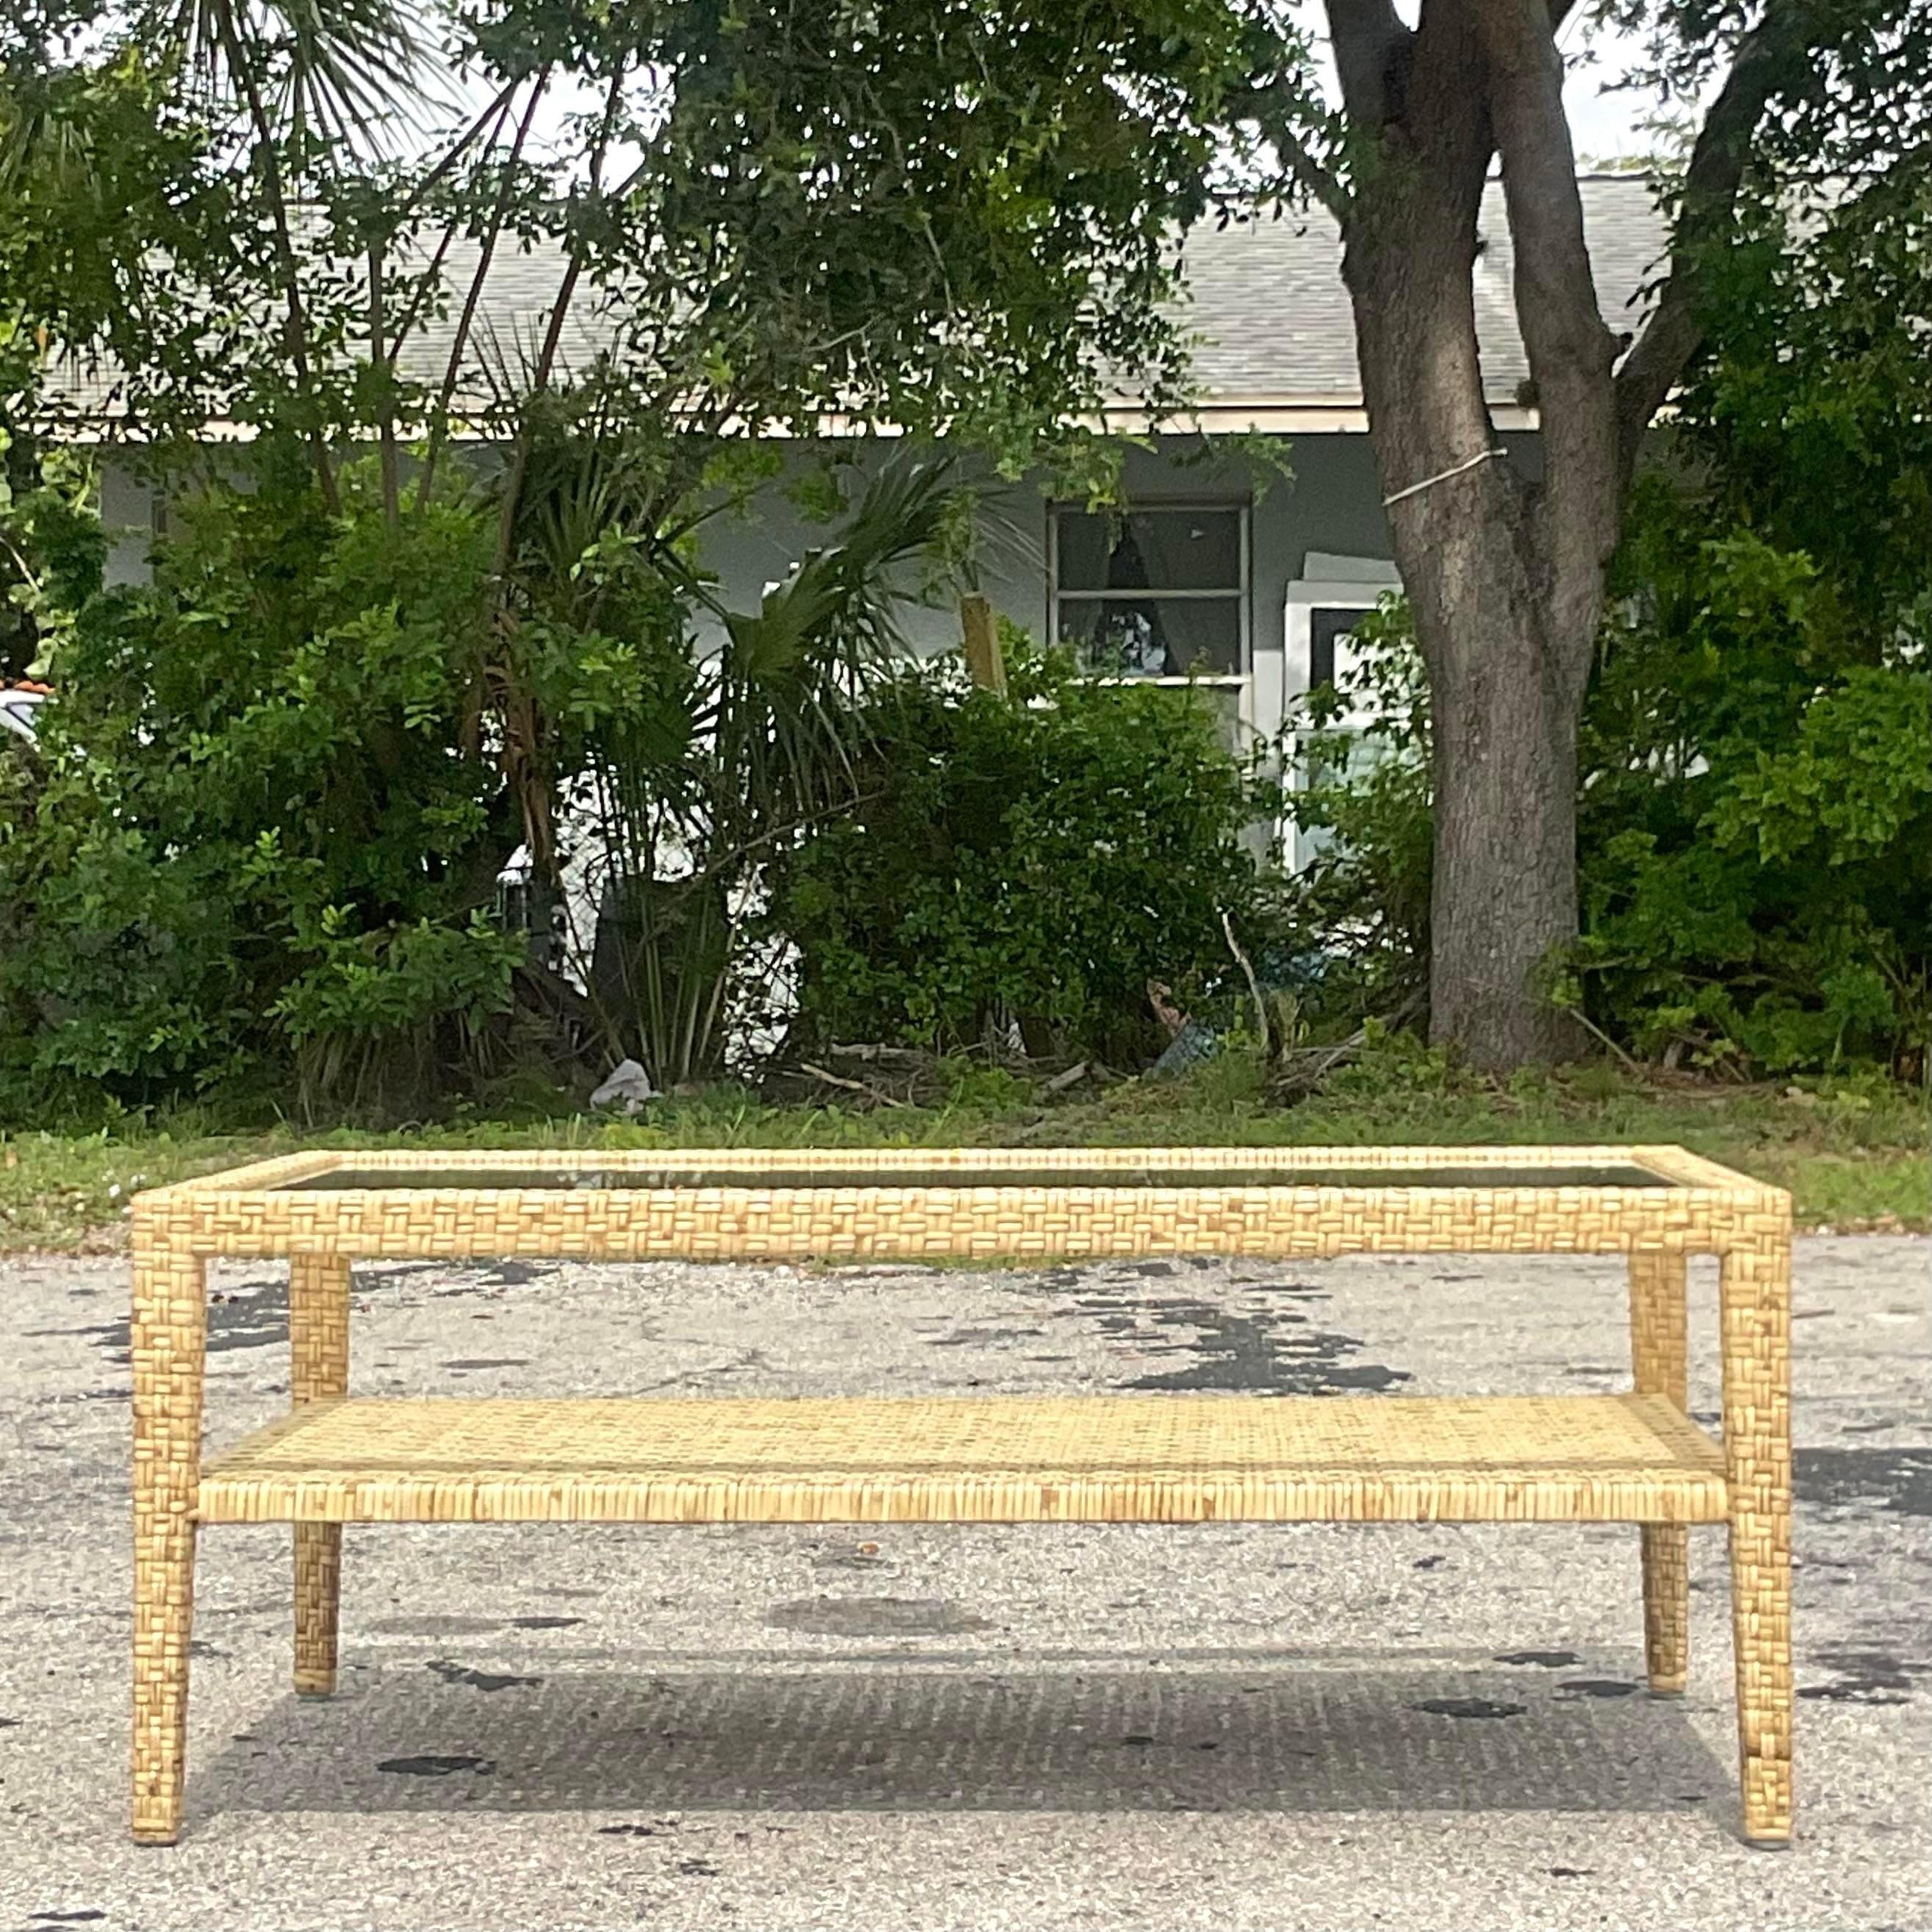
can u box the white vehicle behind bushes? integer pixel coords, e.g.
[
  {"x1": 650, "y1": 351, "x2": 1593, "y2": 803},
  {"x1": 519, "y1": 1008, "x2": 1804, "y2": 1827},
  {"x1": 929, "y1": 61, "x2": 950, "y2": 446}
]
[{"x1": 0, "y1": 683, "x2": 48, "y2": 746}]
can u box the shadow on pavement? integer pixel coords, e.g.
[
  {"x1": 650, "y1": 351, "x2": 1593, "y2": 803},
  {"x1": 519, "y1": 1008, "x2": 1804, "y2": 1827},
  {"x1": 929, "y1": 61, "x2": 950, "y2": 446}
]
[{"x1": 198, "y1": 1659, "x2": 1730, "y2": 1823}]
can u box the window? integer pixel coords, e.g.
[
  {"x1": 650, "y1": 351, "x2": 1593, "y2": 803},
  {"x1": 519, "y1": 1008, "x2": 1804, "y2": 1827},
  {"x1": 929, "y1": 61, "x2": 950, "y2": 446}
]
[
  {"x1": 1050, "y1": 505, "x2": 1247, "y2": 680},
  {"x1": 1307, "y1": 606, "x2": 1360, "y2": 697}
]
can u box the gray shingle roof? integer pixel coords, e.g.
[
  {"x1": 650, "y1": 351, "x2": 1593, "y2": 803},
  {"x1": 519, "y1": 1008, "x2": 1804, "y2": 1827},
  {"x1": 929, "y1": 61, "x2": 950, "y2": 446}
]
[
  {"x1": 45, "y1": 175, "x2": 1668, "y2": 423},
  {"x1": 1175, "y1": 176, "x2": 1667, "y2": 403}
]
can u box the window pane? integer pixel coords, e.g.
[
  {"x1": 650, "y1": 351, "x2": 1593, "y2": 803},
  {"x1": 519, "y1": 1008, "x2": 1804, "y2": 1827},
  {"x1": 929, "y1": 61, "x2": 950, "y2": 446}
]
[
  {"x1": 1057, "y1": 597, "x2": 1242, "y2": 677},
  {"x1": 1309, "y1": 606, "x2": 1362, "y2": 692},
  {"x1": 1055, "y1": 509, "x2": 1242, "y2": 592},
  {"x1": 1054, "y1": 514, "x2": 1115, "y2": 593}
]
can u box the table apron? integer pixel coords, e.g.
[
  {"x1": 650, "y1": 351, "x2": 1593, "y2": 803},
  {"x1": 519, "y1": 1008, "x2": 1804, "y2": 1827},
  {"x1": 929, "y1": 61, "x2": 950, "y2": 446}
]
[{"x1": 151, "y1": 1201, "x2": 1775, "y2": 1263}]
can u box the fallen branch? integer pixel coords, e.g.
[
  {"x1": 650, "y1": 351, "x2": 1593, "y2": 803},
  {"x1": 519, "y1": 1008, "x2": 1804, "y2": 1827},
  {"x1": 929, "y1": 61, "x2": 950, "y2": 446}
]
[
  {"x1": 1563, "y1": 1003, "x2": 1645, "y2": 1076},
  {"x1": 1041, "y1": 1060, "x2": 1089, "y2": 1095},
  {"x1": 826, "y1": 1042, "x2": 933, "y2": 1069},
  {"x1": 1221, "y1": 910, "x2": 1269, "y2": 1060},
  {"x1": 1270, "y1": 1028, "x2": 1368, "y2": 1102},
  {"x1": 800, "y1": 1061, "x2": 911, "y2": 1107},
  {"x1": 1268, "y1": 991, "x2": 1427, "y2": 1102}
]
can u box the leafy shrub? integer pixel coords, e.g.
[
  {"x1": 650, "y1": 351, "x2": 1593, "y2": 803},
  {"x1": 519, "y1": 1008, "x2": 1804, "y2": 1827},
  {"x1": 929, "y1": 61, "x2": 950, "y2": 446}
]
[
  {"x1": 0, "y1": 442, "x2": 986, "y2": 1118},
  {"x1": 0, "y1": 453, "x2": 537, "y2": 1116},
  {"x1": 1273, "y1": 171, "x2": 1932, "y2": 1077},
  {"x1": 1259, "y1": 597, "x2": 1432, "y2": 1032},
  {"x1": 1574, "y1": 512, "x2": 1929, "y2": 1073},
  {"x1": 1272, "y1": 571, "x2": 1930, "y2": 1075},
  {"x1": 775, "y1": 635, "x2": 1274, "y2": 1065}
]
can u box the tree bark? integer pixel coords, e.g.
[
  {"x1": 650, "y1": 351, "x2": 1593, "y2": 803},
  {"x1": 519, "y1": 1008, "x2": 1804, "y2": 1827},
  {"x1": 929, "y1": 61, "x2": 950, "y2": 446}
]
[
  {"x1": 1316, "y1": 0, "x2": 1656, "y2": 1066},
  {"x1": 1286, "y1": 1, "x2": 1789, "y2": 1066},
  {"x1": 1423, "y1": 546, "x2": 1582, "y2": 1065},
  {"x1": 1329, "y1": 1, "x2": 1586, "y2": 1066},
  {"x1": 1347, "y1": 237, "x2": 1587, "y2": 1067}
]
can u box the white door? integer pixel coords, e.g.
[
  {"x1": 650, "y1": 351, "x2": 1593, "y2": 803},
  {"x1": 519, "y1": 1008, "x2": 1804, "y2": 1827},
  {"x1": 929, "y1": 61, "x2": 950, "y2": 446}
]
[{"x1": 1280, "y1": 558, "x2": 1400, "y2": 871}]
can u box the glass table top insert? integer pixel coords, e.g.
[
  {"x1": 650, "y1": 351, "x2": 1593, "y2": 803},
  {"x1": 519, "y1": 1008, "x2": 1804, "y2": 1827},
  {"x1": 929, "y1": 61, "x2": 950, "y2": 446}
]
[{"x1": 266, "y1": 1161, "x2": 1683, "y2": 1193}]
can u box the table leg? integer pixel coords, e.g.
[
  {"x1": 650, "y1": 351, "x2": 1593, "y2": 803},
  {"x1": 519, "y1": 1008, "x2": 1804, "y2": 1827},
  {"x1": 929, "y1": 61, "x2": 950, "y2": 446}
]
[
  {"x1": 1720, "y1": 1220, "x2": 1795, "y2": 1847},
  {"x1": 290, "y1": 1254, "x2": 351, "y2": 1696},
  {"x1": 131, "y1": 1232, "x2": 207, "y2": 1846},
  {"x1": 1629, "y1": 1251, "x2": 1689, "y2": 1694}
]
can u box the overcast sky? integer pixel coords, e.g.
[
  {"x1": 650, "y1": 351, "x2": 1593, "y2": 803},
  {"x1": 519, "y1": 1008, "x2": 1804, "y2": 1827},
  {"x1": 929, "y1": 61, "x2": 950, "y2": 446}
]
[{"x1": 1548, "y1": 13, "x2": 1676, "y2": 162}]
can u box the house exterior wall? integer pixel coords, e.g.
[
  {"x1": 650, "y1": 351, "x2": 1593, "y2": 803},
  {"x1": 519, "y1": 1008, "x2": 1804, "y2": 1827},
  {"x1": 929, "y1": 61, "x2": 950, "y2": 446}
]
[
  {"x1": 690, "y1": 432, "x2": 1407, "y2": 725},
  {"x1": 96, "y1": 430, "x2": 1401, "y2": 669},
  {"x1": 98, "y1": 462, "x2": 160, "y2": 587},
  {"x1": 90, "y1": 428, "x2": 1537, "y2": 758}
]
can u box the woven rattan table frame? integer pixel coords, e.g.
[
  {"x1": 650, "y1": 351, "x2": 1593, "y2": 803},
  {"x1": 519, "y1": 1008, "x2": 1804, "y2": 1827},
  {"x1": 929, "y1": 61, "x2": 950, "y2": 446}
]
[{"x1": 128, "y1": 1144, "x2": 1792, "y2": 1847}]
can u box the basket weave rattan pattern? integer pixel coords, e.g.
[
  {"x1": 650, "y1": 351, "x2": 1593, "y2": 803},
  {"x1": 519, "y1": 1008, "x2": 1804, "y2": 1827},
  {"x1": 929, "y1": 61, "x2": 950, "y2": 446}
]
[
  {"x1": 198, "y1": 1392, "x2": 1731, "y2": 1526},
  {"x1": 129, "y1": 1144, "x2": 1793, "y2": 1847}
]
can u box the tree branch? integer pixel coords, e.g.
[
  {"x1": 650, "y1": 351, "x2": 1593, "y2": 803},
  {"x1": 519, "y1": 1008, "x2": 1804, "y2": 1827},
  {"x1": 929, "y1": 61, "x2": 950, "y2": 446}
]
[
  {"x1": 215, "y1": 0, "x2": 338, "y2": 514},
  {"x1": 488, "y1": 64, "x2": 630, "y2": 589},
  {"x1": 1229, "y1": 76, "x2": 1349, "y2": 218},
  {"x1": 1469, "y1": 0, "x2": 1619, "y2": 694},
  {"x1": 1613, "y1": 7, "x2": 1799, "y2": 484},
  {"x1": 369, "y1": 239, "x2": 399, "y2": 531},
  {"x1": 1324, "y1": 0, "x2": 1413, "y2": 127},
  {"x1": 1474, "y1": 0, "x2": 1614, "y2": 387},
  {"x1": 414, "y1": 69, "x2": 550, "y2": 514},
  {"x1": 393, "y1": 77, "x2": 523, "y2": 226},
  {"x1": 387, "y1": 86, "x2": 520, "y2": 363}
]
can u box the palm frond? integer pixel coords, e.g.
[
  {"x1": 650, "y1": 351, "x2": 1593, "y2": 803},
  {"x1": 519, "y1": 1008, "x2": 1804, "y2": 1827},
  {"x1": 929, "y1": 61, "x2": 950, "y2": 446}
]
[{"x1": 154, "y1": 0, "x2": 437, "y2": 147}]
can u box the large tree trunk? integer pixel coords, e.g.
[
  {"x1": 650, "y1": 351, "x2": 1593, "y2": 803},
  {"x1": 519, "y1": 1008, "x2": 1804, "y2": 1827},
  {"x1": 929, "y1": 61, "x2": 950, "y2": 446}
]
[
  {"x1": 1351, "y1": 267, "x2": 1590, "y2": 1067},
  {"x1": 1325, "y1": 0, "x2": 1612, "y2": 1068},
  {"x1": 1294, "y1": 0, "x2": 1789, "y2": 1068},
  {"x1": 1421, "y1": 550, "x2": 1582, "y2": 1065}
]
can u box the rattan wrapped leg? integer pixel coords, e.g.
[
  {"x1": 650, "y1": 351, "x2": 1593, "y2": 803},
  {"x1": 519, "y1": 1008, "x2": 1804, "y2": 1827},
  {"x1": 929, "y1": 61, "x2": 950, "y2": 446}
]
[
  {"x1": 131, "y1": 1229, "x2": 207, "y2": 1845},
  {"x1": 1720, "y1": 1219, "x2": 1795, "y2": 1846},
  {"x1": 290, "y1": 1254, "x2": 351, "y2": 1696},
  {"x1": 1630, "y1": 1250, "x2": 1690, "y2": 1693}
]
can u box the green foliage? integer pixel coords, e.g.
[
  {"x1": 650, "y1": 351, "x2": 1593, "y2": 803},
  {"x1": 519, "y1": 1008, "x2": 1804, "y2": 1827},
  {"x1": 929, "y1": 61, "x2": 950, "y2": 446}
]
[
  {"x1": 1575, "y1": 547, "x2": 1930, "y2": 1074},
  {"x1": 0, "y1": 442, "x2": 985, "y2": 1117},
  {"x1": 1268, "y1": 161, "x2": 1932, "y2": 1077},
  {"x1": 777, "y1": 636, "x2": 1272, "y2": 1065},
  {"x1": 1, "y1": 34, "x2": 227, "y2": 674},
  {"x1": 0, "y1": 454, "x2": 539, "y2": 1115},
  {"x1": 1573, "y1": 167, "x2": 1932, "y2": 1074},
  {"x1": 1264, "y1": 597, "x2": 1432, "y2": 1028},
  {"x1": 1275, "y1": 591, "x2": 1930, "y2": 1077},
  {"x1": 486, "y1": 0, "x2": 1262, "y2": 472},
  {"x1": 0, "y1": 437, "x2": 105, "y2": 677},
  {"x1": 582, "y1": 456, "x2": 973, "y2": 1085},
  {"x1": 10, "y1": 4, "x2": 1267, "y2": 497}
]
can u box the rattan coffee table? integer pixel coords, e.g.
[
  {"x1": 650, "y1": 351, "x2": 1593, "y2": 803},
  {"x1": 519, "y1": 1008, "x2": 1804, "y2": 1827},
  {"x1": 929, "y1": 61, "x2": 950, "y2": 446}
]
[{"x1": 129, "y1": 1144, "x2": 1792, "y2": 1846}]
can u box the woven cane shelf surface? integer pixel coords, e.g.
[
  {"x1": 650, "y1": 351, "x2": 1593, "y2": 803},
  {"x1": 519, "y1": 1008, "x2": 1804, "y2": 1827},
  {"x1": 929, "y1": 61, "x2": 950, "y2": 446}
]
[{"x1": 196, "y1": 1393, "x2": 1729, "y2": 1526}]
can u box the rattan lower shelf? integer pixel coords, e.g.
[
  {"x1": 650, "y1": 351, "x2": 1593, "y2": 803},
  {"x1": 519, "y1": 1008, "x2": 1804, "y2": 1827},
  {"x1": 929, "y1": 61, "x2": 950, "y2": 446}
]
[{"x1": 197, "y1": 1394, "x2": 1730, "y2": 1526}]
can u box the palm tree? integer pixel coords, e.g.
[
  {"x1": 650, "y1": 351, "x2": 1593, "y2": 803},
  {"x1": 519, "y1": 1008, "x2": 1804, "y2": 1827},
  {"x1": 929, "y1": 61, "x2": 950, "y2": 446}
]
[
  {"x1": 577, "y1": 456, "x2": 970, "y2": 1086},
  {"x1": 153, "y1": 1, "x2": 437, "y2": 511}
]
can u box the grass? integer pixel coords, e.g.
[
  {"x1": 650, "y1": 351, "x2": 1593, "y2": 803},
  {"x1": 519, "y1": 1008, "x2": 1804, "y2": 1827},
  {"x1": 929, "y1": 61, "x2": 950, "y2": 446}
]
[{"x1": 3, "y1": 1048, "x2": 1924, "y2": 1254}]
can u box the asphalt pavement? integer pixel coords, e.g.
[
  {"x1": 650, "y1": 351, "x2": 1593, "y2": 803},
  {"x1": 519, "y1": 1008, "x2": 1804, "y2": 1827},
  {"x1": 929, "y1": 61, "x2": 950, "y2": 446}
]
[{"x1": 2, "y1": 1236, "x2": 1927, "y2": 1931}]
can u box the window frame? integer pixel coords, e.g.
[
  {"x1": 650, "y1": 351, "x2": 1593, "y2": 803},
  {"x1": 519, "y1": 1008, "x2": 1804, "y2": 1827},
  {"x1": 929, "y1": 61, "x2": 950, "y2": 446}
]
[
  {"x1": 1046, "y1": 500, "x2": 1252, "y2": 687},
  {"x1": 1279, "y1": 576, "x2": 1401, "y2": 875},
  {"x1": 1283, "y1": 586, "x2": 1391, "y2": 728}
]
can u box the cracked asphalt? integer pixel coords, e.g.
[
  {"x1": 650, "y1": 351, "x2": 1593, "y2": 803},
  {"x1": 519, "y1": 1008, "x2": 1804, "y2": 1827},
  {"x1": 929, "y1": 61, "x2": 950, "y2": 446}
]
[{"x1": 2, "y1": 1235, "x2": 1928, "y2": 1931}]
